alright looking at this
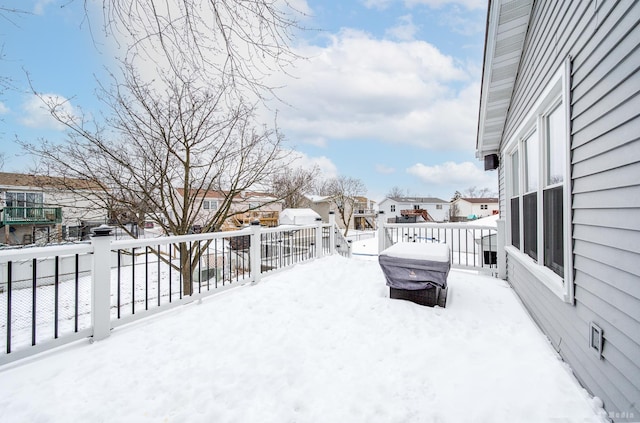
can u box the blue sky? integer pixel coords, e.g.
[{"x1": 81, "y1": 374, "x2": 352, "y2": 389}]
[{"x1": 0, "y1": 0, "x2": 496, "y2": 202}]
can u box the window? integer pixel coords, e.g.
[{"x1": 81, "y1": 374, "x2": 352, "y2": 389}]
[
  {"x1": 543, "y1": 104, "x2": 565, "y2": 277},
  {"x1": 202, "y1": 200, "x2": 218, "y2": 211},
  {"x1": 6, "y1": 192, "x2": 44, "y2": 207},
  {"x1": 505, "y1": 60, "x2": 571, "y2": 301},
  {"x1": 436, "y1": 204, "x2": 443, "y2": 210},
  {"x1": 390, "y1": 205, "x2": 396, "y2": 212},
  {"x1": 480, "y1": 205, "x2": 488, "y2": 210},
  {"x1": 413, "y1": 205, "x2": 420, "y2": 210}
]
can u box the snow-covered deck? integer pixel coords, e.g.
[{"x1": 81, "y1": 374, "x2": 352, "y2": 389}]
[{"x1": 0, "y1": 255, "x2": 606, "y2": 422}]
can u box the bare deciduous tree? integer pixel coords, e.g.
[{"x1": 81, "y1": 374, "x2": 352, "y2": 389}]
[
  {"x1": 21, "y1": 65, "x2": 289, "y2": 295},
  {"x1": 93, "y1": 0, "x2": 306, "y2": 98},
  {"x1": 463, "y1": 186, "x2": 497, "y2": 198},
  {"x1": 321, "y1": 176, "x2": 366, "y2": 236},
  {"x1": 386, "y1": 185, "x2": 408, "y2": 199},
  {"x1": 270, "y1": 165, "x2": 318, "y2": 209}
]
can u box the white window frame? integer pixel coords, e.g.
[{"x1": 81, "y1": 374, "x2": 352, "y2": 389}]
[
  {"x1": 503, "y1": 58, "x2": 574, "y2": 303},
  {"x1": 202, "y1": 200, "x2": 218, "y2": 211}
]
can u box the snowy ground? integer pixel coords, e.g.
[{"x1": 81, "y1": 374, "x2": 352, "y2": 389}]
[{"x1": 0, "y1": 254, "x2": 607, "y2": 423}]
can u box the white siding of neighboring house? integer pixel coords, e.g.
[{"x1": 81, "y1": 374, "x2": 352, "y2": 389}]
[
  {"x1": 379, "y1": 198, "x2": 450, "y2": 222},
  {"x1": 454, "y1": 200, "x2": 499, "y2": 218}
]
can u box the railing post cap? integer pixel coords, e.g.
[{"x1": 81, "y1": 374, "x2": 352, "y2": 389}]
[{"x1": 91, "y1": 224, "x2": 113, "y2": 237}]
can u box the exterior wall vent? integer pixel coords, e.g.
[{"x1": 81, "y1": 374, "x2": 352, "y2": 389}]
[{"x1": 589, "y1": 322, "x2": 603, "y2": 359}]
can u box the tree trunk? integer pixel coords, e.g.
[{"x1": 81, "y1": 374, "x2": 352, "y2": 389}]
[{"x1": 179, "y1": 243, "x2": 193, "y2": 296}]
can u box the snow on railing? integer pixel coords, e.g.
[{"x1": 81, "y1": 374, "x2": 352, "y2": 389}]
[{"x1": 0, "y1": 220, "x2": 339, "y2": 365}]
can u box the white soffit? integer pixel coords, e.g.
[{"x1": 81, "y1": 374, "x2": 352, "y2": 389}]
[{"x1": 476, "y1": 0, "x2": 533, "y2": 158}]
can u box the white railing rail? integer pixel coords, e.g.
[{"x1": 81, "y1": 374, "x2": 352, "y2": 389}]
[
  {"x1": 0, "y1": 220, "x2": 340, "y2": 365},
  {"x1": 376, "y1": 211, "x2": 504, "y2": 275}
]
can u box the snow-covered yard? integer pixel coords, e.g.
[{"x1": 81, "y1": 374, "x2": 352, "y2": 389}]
[{"x1": 0, "y1": 254, "x2": 606, "y2": 422}]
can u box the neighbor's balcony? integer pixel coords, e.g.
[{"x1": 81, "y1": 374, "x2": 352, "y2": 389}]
[{"x1": 1, "y1": 207, "x2": 63, "y2": 225}]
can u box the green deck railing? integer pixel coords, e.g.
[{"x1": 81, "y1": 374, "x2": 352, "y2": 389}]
[{"x1": 1, "y1": 207, "x2": 63, "y2": 225}]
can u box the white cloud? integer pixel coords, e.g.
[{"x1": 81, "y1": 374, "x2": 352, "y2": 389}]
[
  {"x1": 20, "y1": 94, "x2": 77, "y2": 130},
  {"x1": 270, "y1": 29, "x2": 478, "y2": 151},
  {"x1": 33, "y1": 0, "x2": 55, "y2": 15},
  {"x1": 287, "y1": 151, "x2": 339, "y2": 180},
  {"x1": 362, "y1": 0, "x2": 395, "y2": 11},
  {"x1": 385, "y1": 15, "x2": 419, "y2": 41},
  {"x1": 406, "y1": 161, "x2": 497, "y2": 191},
  {"x1": 0, "y1": 102, "x2": 9, "y2": 115},
  {"x1": 375, "y1": 164, "x2": 396, "y2": 174},
  {"x1": 363, "y1": 0, "x2": 485, "y2": 11}
]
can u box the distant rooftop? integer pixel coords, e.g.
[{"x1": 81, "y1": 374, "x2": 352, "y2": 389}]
[
  {"x1": 457, "y1": 197, "x2": 499, "y2": 203},
  {"x1": 387, "y1": 196, "x2": 448, "y2": 204}
]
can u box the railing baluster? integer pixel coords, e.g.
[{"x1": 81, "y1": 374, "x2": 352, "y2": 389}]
[
  {"x1": 131, "y1": 248, "x2": 136, "y2": 315},
  {"x1": 145, "y1": 246, "x2": 149, "y2": 311},
  {"x1": 75, "y1": 254, "x2": 79, "y2": 332},
  {"x1": 6, "y1": 261, "x2": 12, "y2": 354},
  {"x1": 168, "y1": 244, "x2": 173, "y2": 302},
  {"x1": 117, "y1": 250, "x2": 121, "y2": 319},
  {"x1": 54, "y1": 256, "x2": 59, "y2": 339},
  {"x1": 32, "y1": 258, "x2": 37, "y2": 346},
  {"x1": 157, "y1": 244, "x2": 161, "y2": 306}
]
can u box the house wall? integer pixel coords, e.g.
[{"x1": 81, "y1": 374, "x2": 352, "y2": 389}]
[
  {"x1": 380, "y1": 200, "x2": 450, "y2": 222},
  {"x1": 46, "y1": 190, "x2": 108, "y2": 225},
  {"x1": 0, "y1": 186, "x2": 107, "y2": 244},
  {"x1": 454, "y1": 200, "x2": 499, "y2": 218},
  {"x1": 499, "y1": 1, "x2": 640, "y2": 419}
]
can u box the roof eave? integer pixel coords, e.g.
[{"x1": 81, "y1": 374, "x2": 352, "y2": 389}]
[{"x1": 476, "y1": 0, "x2": 534, "y2": 160}]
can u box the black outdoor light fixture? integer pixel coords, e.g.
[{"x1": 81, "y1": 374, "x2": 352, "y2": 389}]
[{"x1": 484, "y1": 154, "x2": 500, "y2": 171}]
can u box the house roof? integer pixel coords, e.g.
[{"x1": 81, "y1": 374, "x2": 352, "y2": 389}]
[
  {"x1": 476, "y1": 0, "x2": 534, "y2": 159},
  {"x1": 174, "y1": 188, "x2": 278, "y2": 202},
  {"x1": 305, "y1": 194, "x2": 332, "y2": 203},
  {"x1": 458, "y1": 197, "x2": 499, "y2": 204},
  {"x1": 385, "y1": 196, "x2": 448, "y2": 204},
  {"x1": 0, "y1": 172, "x2": 102, "y2": 191}
]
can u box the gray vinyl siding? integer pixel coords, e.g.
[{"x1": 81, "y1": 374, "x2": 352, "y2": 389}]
[{"x1": 499, "y1": 0, "x2": 640, "y2": 420}]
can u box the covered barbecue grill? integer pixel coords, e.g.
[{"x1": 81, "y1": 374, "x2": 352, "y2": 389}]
[{"x1": 378, "y1": 242, "x2": 451, "y2": 307}]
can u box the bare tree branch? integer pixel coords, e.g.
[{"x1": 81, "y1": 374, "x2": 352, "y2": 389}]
[
  {"x1": 19, "y1": 64, "x2": 291, "y2": 294},
  {"x1": 93, "y1": 0, "x2": 308, "y2": 99}
]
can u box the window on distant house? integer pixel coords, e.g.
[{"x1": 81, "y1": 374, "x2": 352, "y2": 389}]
[
  {"x1": 436, "y1": 204, "x2": 443, "y2": 210},
  {"x1": 413, "y1": 205, "x2": 420, "y2": 210},
  {"x1": 390, "y1": 205, "x2": 396, "y2": 212},
  {"x1": 480, "y1": 205, "x2": 488, "y2": 210},
  {"x1": 203, "y1": 200, "x2": 218, "y2": 211},
  {"x1": 6, "y1": 192, "x2": 44, "y2": 207},
  {"x1": 505, "y1": 60, "x2": 571, "y2": 301}
]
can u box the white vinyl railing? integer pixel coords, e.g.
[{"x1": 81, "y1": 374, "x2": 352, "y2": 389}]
[
  {"x1": 0, "y1": 219, "x2": 343, "y2": 365},
  {"x1": 376, "y1": 212, "x2": 504, "y2": 275}
]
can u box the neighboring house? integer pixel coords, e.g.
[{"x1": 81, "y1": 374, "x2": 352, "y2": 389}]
[
  {"x1": 0, "y1": 172, "x2": 107, "y2": 245},
  {"x1": 303, "y1": 195, "x2": 333, "y2": 223},
  {"x1": 450, "y1": 197, "x2": 499, "y2": 221},
  {"x1": 476, "y1": 1, "x2": 639, "y2": 421},
  {"x1": 352, "y1": 196, "x2": 377, "y2": 230},
  {"x1": 175, "y1": 189, "x2": 283, "y2": 231},
  {"x1": 303, "y1": 194, "x2": 376, "y2": 231},
  {"x1": 378, "y1": 197, "x2": 450, "y2": 223}
]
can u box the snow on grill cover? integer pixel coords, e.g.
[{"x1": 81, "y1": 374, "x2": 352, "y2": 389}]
[{"x1": 378, "y1": 243, "x2": 451, "y2": 290}]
